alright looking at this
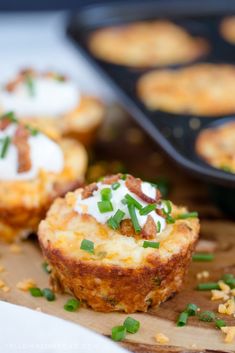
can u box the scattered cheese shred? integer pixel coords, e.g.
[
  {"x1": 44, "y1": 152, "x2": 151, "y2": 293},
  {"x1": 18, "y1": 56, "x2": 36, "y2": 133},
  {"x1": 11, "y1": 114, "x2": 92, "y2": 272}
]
[
  {"x1": 196, "y1": 270, "x2": 210, "y2": 280},
  {"x1": 16, "y1": 278, "x2": 37, "y2": 291},
  {"x1": 221, "y1": 327, "x2": 235, "y2": 343},
  {"x1": 211, "y1": 289, "x2": 229, "y2": 301},
  {"x1": 218, "y1": 281, "x2": 230, "y2": 293},
  {"x1": 155, "y1": 333, "x2": 169, "y2": 344}
]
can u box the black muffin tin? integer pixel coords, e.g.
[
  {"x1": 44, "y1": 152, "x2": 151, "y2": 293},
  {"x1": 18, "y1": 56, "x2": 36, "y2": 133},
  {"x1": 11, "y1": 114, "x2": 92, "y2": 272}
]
[{"x1": 67, "y1": 0, "x2": 235, "y2": 214}]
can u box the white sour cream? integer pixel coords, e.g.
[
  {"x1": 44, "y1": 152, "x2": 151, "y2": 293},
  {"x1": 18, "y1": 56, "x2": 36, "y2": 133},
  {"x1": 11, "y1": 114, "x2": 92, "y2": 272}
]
[
  {"x1": 0, "y1": 77, "x2": 79, "y2": 118},
  {"x1": 74, "y1": 179, "x2": 166, "y2": 232},
  {"x1": 0, "y1": 124, "x2": 64, "y2": 181}
]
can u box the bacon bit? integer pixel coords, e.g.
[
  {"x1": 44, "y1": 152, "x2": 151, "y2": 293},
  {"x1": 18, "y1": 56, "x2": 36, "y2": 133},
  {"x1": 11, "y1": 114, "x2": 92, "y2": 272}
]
[
  {"x1": 5, "y1": 68, "x2": 35, "y2": 92},
  {"x1": 0, "y1": 117, "x2": 11, "y2": 131},
  {"x1": 13, "y1": 125, "x2": 31, "y2": 173},
  {"x1": 16, "y1": 278, "x2": 37, "y2": 291},
  {"x1": 221, "y1": 327, "x2": 235, "y2": 343},
  {"x1": 125, "y1": 175, "x2": 160, "y2": 203},
  {"x1": 102, "y1": 174, "x2": 122, "y2": 185},
  {"x1": 82, "y1": 182, "x2": 98, "y2": 199},
  {"x1": 141, "y1": 215, "x2": 157, "y2": 239},
  {"x1": 120, "y1": 219, "x2": 135, "y2": 237},
  {"x1": 155, "y1": 333, "x2": 169, "y2": 344}
]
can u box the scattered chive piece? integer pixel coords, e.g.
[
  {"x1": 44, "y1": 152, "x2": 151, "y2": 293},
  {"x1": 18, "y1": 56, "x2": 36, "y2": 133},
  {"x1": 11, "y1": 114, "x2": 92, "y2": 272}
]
[
  {"x1": 157, "y1": 221, "x2": 161, "y2": 233},
  {"x1": 215, "y1": 319, "x2": 226, "y2": 328},
  {"x1": 166, "y1": 215, "x2": 175, "y2": 224},
  {"x1": 42, "y1": 261, "x2": 51, "y2": 274},
  {"x1": 139, "y1": 204, "x2": 156, "y2": 216},
  {"x1": 224, "y1": 278, "x2": 235, "y2": 289},
  {"x1": 1, "y1": 111, "x2": 17, "y2": 122},
  {"x1": 26, "y1": 125, "x2": 39, "y2": 136},
  {"x1": 98, "y1": 200, "x2": 113, "y2": 213},
  {"x1": 162, "y1": 200, "x2": 172, "y2": 215},
  {"x1": 143, "y1": 241, "x2": 160, "y2": 249},
  {"x1": 123, "y1": 194, "x2": 143, "y2": 210},
  {"x1": 112, "y1": 182, "x2": 120, "y2": 190},
  {"x1": 128, "y1": 204, "x2": 141, "y2": 233},
  {"x1": 196, "y1": 282, "x2": 220, "y2": 291},
  {"x1": 0, "y1": 136, "x2": 11, "y2": 159},
  {"x1": 120, "y1": 174, "x2": 127, "y2": 180},
  {"x1": 64, "y1": 298, "x2": 80, "y2": 312},
  {"x1": 25, "y1": 75, "x2": 35, "y2": 96},
  {"x1": 199, "y1": 311, "x2": 216, "y2": 322},
  {"x1": 107, "y1": 209, "x2": 125, "y2": 230},
  {"x1": 192, "y1": 253, "x2": 214, "y2": 262},
  {"x1": 80, "y1": 239, "x2": 94, "y2": 254},
  {"x1": 29, "y1": 287, "x2": 43, "y2": 297},
  {"x1": 101, "y1": 188, "x2": 112, "y2": 201},
  {"x1": 177, "y1": 311, "x2": 189, "y2": 327},
  {"x1": 123, "y1": 317, "x2": 140, "y2": 334},
  {"x1": 42, "y1": 288, "x2": 55, "y2": 301},
  {"x1": 221, "y1": 274, "x2": 234, "y2": 281},
  {"x1": 176, "y1": 212, "x2": 198, "y2": 220},
  {"x1": 111, "y1": 325, "x2": 126, "y2": 341},
  {"x1": 186, "y1": 303, "x2": 198, "y2": 316}
]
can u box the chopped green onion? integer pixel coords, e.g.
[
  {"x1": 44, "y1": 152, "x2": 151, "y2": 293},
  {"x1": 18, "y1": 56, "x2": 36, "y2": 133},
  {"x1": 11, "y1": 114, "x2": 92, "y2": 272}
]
[
  {"x1": 139, "y1": 204, "x2": 156, "y2": 215},
  {"x1": 224, "y1": 278, "x2": 235, "y2": 289},
  {"x1": 1, "y1": 111, "x2": 17, "y2": 122},
  {"x1": 26, "y1": 125, "x2": 39, "y2": 136},
  {"x1": 186, "y1": 303, "x2": 198, "y2": 316},
  {"x1": 123, "y1": 194, "x2": 143, "y2": 210},
  {"x1": 80, "y1": 239, "x2": 94, "y2": 254},
  {"x1": 166, "y1": 215, "x2": 175, "y2": 224},
  {"x1": 196, "y1": 282, "x2": 220, "y2": 291},
  {"x1": 101, "y1": 188, "x2": 112, "y2": 201},
  {"x1": 98, "y1": 200, "x2": 113, "y2": 213},
  {"x1": 0, "y1": 136, "x2": 11, "y2": 159},
  {"x1": 123, "y1": 317, "x2": 140, "y2": 334},
  {"x1": 143, "y1": 241, "x2": 160, "y2": 249},
  {"x1": 215, "y1": 319, "x2": 226, "y2": 328},
  {"x1": 176, "y1": 212, "x2": 198, "y2": 220},
  {"x1": 64, "y1": 298, "x2": 80, "y2": 312},
  {"x1": 42, "y1": 261, "x2": 51, "y2": 274},
  {"x1": 221, "y1": 274, "x2": 234, "y2": 281},
  {"x1": 42, "y1": 288, "x2": 55, "y2": 301},
  {"x1": 29, "y1": 287, "x2": 43, "y2": 297},
  {"x1": 157, "y1": 221, "x2": 161, "y2": 233},
  {"x1": 107, "y1": 209, "x2": 125, "y2": 230},
  {"x1": 25, "y1": 75, "x2": 35, "y2": 96},
  {"x1": 128, "y1": 204, "x2": 141, "y2": 233},
  {"x1": 199, "y1": 311, "x2": 216, "y2": 322},
  {"x1": 120, "y1": 174, "x2": 127, "y2": 180},
  {"x1": 162, "y1": 200, "x2": 172, "y2": 215},
  {"x1": 177, "y1": 311, "x2": 189, "y2": 327},
  {"x1": 111, "y1": 325, "x2": 126, "y2": 341},
  {"x1": 112, "y1": 182, "x2": 120, "y2": 190},
  {"x1": 192, "y1": 253, "x2": 214, "y2": 262}
]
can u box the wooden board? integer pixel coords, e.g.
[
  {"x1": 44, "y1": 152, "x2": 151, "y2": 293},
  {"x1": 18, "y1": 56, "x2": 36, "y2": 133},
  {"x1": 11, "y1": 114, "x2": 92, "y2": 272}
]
[{"x1": 0, "y1": 109, "x2": 235, "y2": 353}]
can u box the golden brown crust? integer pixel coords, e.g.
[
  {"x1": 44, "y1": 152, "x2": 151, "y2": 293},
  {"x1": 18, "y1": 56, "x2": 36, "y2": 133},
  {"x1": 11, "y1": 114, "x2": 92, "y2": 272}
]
[
  {"x1": 196, "y1": 121, "x2": 235, "y2": 173},
  {"x1": 88, "y1": 21, "x2": 209, "y2": 68},
  {"x1": 38, "y1": 184, "x2": 199, "y2": 313},
  {"x1": 137, "y1": 64, "x2": 235, "y2": 116},
  {"x1": 220, "y1": 17, "x2": 235, "y2": 44},
  {"x1": 0, "y1": 138, "x2": 87, "y2": 242}
]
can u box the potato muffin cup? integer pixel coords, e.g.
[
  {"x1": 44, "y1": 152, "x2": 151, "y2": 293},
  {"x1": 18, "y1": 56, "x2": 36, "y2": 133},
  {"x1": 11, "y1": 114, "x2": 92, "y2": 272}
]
[
  {"x1": 196, "y1": 120, "x2": 235, "y2": 174},
  {"x1": 38, "y1": 174, "x2": 199, "y2": 313},
  {"x1": 220, "y1": 17, "x2": 235, "y2": 44},
  {"x1": 0, "y1": 69, "x2": 105, "y2": 146},
  {"x1": 88, "y1": 21, "x2": 209, "y2": 68},
  {"x1": 0, "y1": 115, "x2": 87, "y2": 242}
]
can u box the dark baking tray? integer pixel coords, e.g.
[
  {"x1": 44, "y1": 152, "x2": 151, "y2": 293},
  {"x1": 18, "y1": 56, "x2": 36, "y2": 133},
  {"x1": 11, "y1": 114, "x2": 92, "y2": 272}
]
[{"x1": 67, "y1": 0, "x2": 235, "y2": 202}]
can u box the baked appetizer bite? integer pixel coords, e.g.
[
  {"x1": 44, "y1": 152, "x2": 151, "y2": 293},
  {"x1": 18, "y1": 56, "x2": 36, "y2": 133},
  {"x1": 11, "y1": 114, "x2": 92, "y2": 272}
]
[
  {"x1": 0, "y1": 112, "x2": 87, "y2": 242},
  {"x1": 137, "y1": 64, "x2": 235, "y2": 116},
  {"x1": 220, "y1": 17, "x2": 235, "y2": 44},
  {"x1": 88, "y1": 20, "x2": 209, "y2": 68},
  {"x1": 196, "y1": 120, "x2": 235, "y2": 173},
  {"x1": 38, "y1": 174, "x2": 199, "y2": 313},
  {"x1": 0, "y1": 69, "x2": 105, "y2": 145}
]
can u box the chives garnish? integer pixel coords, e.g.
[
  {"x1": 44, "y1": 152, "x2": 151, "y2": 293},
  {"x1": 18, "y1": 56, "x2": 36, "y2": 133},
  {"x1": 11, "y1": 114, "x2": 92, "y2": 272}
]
[
  {"x1": 176, "y1": 212, "x2": 198, "y2": 220},
  {"x1": 196, "y1": 282, "x2": 220, "y2": 291},
  {"x1": 26, "y1": 125, "x2": 39, "y2": 136},
  {"x1": 29, "y1": 287, "x2": 43, "y2": 297},
  {"x1": 157, "y1": 221, "x2": 161, "y2": 233},
  {"x1": 0, "y1": 136, "x2": 11, "y2": 159},
  {"x1": 177, "y1": 311, "x2": 189, "y2": 327},
  {"x1": 143, "y1": 241, "x2": 160, "y2": 249},
  {"x1": 123, "y1": 194, "x2": 143, "y2": 210},
  {"x1": 101, "y1": 188, "x2": 112, "y2": 201},
  {"x1": 1, "y1": 111, "x2": 17, "y2": 123},
  {"x1": 221, "y1": 274, "x2": 234, "y2": 282},
  {"x1": 123, "y1": 317, "x2": 140, "y2": 334},
  {"x1": 64, "y1": 298, "x2": 80, "y2": 312},
  {"x1": 166, "y1": 215, "x2": 175, "y2": 224},
  {"x1": 224, "y1": 278, "x2": 235, "y2": 289},
  {"x1": 107, "y1": 209, "x2": 125, "y2": 230},
  {"x1": 192, "y1": 253, "x2": 214, "y2": 262},
  {"x1": 42, "y1": 288, "x2": 56, "y2": 301},
  {"x1": 80, "y1": 239, "x2": 94, "y2": 254},
  {"x1": 186, "y1": 303, "x2": 198, "y2": 316},
  {"x1": 128, "y1": 204, "x2": 141, "y2": 233},
  {"x1": 98, "y1": 200, "x2": 113, "y2": 213},
  {"x1": 42, "y1": 261, "x2": 51, "y2": 274},
  {"x1": 120, "y1": 174, "x2": 127, "y2": 180},
  {"x1": 215, "y1": 319, "x2": 226, "y2": 328},
  {"x1": 112, "y1": 182, "x2": 120, "y2": 190},
  {"x1": 25, "y1": 75, "x2": 35, "y2": 96},
  {"x1": 199, "y1": 311, "x2": 216, "y2": 322},
  {"x1": 111, "y1": 325, "x2": 126, "y2": 341},
  {"x1": 139, "y1": 204, "x2": 156, "y2": 215},
  {"x1": 162, "y1": 200, "x2": 172, "y2": 215}
]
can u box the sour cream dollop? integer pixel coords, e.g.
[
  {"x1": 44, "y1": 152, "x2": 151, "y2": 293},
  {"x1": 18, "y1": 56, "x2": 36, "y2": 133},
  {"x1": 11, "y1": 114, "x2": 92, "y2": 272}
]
[
  {"x1": 74, "y1": 179, "x2": 166, "y2": 233},
  {"x1": 0, "y1": 124, "x2": 64, "y2": 181},
  {"x1": 0, "y1": 77, "x2": 79, "y2": 118}
]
